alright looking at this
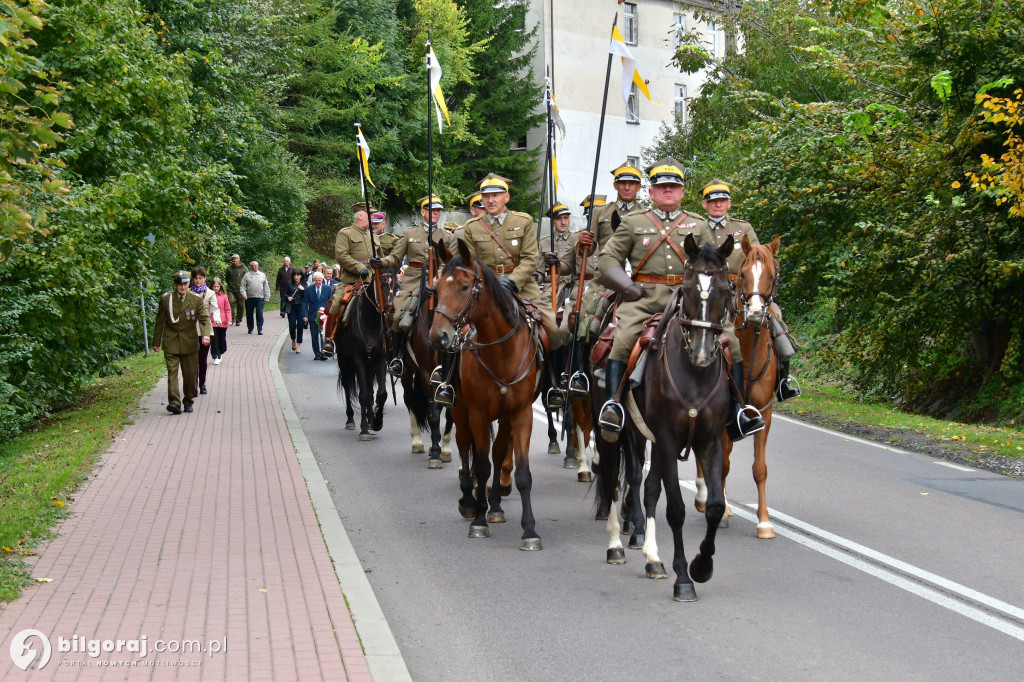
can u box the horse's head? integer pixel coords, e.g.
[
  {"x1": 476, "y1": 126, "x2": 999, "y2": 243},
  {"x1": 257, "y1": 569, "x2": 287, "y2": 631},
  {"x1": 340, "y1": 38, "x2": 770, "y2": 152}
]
[
  {"x1": 429, "y1": 238, "x2": 482, "y2": 352},
  {"x1": 736, "y1": 235, "x2": 781, "y2": 323},
  {"x1": 677, "y1": 234, "x2": 734, "y2": 367}
]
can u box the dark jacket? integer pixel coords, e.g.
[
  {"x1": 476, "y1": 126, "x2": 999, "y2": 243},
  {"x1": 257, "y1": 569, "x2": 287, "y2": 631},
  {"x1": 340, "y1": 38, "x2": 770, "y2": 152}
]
[
  {"x1": 275, "y1": 265, "x2": 298, "y2": 292},
  {"x1": 304, "y1": 281, "x2": 334, "y2": 320},
  {"x1": 282, "y1": 279, "x2": 306, "y2": 314}
]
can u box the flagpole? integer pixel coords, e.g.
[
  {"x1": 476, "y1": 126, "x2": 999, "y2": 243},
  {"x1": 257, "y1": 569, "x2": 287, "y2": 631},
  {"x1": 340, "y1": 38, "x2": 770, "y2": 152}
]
[
  {"x1": 425, "y1": 37, "x2": 436, "y2": 313},
  {"x1": 355, "y1": 123, "x2": 384, "y2": 311},
  {"x1": 567, "y1": 14, "x2": 617, "y2": 392},
  {"x1": 537, "y1": 73, "x2": 556, "y2": 316}
]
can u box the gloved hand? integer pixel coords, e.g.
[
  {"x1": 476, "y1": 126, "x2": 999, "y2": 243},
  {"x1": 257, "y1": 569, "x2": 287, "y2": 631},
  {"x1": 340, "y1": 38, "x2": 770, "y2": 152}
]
[
  {"x1": 576, "y1": 231, "x2": 595, "y2": 250},
  {"x1": 498, "y1": 276, "x2": 518, "y2": 293},
  {"x1": 369, "y1": 257, "x2": 383, "y2": 269},
  {"x1": 544, "y1": 251, "x2": 560, "y2": 267},
  {"x1": 359, "y1": 267, "x2": 370, "y2": 279},
  {"x1": 620, "y1": 284, "x2": 643, "y2": 302}
]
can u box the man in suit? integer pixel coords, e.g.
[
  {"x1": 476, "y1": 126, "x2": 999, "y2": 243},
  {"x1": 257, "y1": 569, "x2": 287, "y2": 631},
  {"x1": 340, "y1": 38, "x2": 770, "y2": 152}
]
[
  {"x1": 153, "y1": 271, "x2": 212, "y2": 414},
  {"x1": 303, "y1": 271, "x2": 334, "y2": 360}
]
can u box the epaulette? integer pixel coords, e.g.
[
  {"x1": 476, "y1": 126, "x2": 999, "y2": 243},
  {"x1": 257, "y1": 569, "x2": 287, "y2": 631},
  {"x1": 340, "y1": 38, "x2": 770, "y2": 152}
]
[
  {"x1": 509, "y1": 210, "x2": 534, "y2": 221},
  {"x1": 727, "y1": 215, "x2": 752, "y2": 226},
  {"x1": 623, "y1": 207, "x2": 649, "y2": 217}
]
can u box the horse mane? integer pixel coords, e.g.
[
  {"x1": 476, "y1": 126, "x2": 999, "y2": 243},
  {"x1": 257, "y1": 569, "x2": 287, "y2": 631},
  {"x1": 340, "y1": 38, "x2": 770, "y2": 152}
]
[
  {"x1": 441, "y1": 253, "x2": 520, "y2": 327},
  {"x1": 691, "y1": 241, "x2": 728, "y2": 270}
]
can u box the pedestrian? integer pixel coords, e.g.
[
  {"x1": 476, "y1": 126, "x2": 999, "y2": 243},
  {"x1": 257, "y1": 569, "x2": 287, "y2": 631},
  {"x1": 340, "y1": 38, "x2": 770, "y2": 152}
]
[
  {"x1": 301, "y1": 261, "x2": 313, "y2": 285},
  {"x1": 210, "y1": 277, "x2": 232, "y2": 364},
  {"x1": 240, "y1": 260, "x2": 271, "y2": 335},
  {"x1": 224, "y1": 253, "x2": 247, "y2": 326},
  {"x1": 275, "y1": 256, "x2": 297, "y2": 317},
  {"x1": 304, "y1": 271, "x2": 334, "y2": 360},
  {"x1": 283, "y1": 269, "x2": 306, "y2": 353},
  {"x1": 191, "y1": 266, "x2": 220, "y2": 395},
  {"x1": 152, "y1": 271, "x2": 212, "y2": 414},
  {"x1": 323, "y1": 267, "x2": 337, "y2": 288}
]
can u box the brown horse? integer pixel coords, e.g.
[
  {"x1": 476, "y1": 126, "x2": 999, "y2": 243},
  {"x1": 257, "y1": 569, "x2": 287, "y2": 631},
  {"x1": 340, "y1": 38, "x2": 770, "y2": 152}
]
[
  {"x1": 429, "y1": 239, "x2": 546, "y2": 549},
  {"x1": 696, "y1": 235, "x2": 781, "y2": 539}
]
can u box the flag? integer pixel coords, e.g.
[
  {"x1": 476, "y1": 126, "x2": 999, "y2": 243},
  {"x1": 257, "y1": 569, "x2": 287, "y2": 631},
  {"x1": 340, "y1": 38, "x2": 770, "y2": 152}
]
[
  {"x1": 427, "y1": 45, "x2": 451, "y2": 133},
  {"x1": 545, "y1": 76, "x2": 566, "y2": 140},
  {"x1": 609, "y1": 24, "x2": 658, "y2": 119},
  {"x1": 356, "y1": 125, "x2": 375, "y2": 188}
]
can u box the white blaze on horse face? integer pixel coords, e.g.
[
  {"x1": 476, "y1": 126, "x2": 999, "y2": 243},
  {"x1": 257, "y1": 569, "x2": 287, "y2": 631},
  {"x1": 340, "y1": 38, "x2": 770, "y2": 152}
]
[
  {"x1": 748, "y1": 260, "x2": 765, "y2": 315},
  {"x1": 698, "y1": 274, "x2": 712, "y2": 321},
  {"x1": 696, "y1": 273, "x2": 713, "y2": 364},
  {"x1": 446, "y1": 275, "x2": 454, "y2": 282}
]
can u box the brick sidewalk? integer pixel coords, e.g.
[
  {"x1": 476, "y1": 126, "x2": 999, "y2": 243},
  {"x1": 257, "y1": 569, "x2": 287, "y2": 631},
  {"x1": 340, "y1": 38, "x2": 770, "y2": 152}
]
[{"x1": 0, "y1": 316, "x2": 370, "y2": 681}]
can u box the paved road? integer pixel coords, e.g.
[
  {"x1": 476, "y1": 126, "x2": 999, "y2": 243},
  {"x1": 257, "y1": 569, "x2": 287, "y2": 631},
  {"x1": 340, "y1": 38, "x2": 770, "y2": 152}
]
[{"x1": 281, "y1": 348, "x2": 1024, "y2": 681}]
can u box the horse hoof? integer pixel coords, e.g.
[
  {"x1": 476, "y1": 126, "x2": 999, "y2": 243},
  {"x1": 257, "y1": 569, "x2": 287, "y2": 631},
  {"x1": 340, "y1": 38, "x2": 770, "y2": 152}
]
[
  {"x1": 690, "y1": 554, "x2": 714, "y2": 583},
  {"x1": 757, "y1": 522, "x2": 776, "y2": 539},
  {"x1": 606, "y1": 548, "x2": 626, "y2": 565},
  {"x1": 411, "y1": 443, "x2": 425, "y2": 454},
  {"x1": 577, "y1": 471, "x2": 593, "y2": 483},
  {"x1": 345, "y1": 422, "x2": 356, "y2": 431},
  {"x1": 486, "y1": 510, "x2": 505, "y2": 524},
  {"x1": 440, "y1": 450, "x2": 452, "y2": 463},
  {"x1": 694, "y1": 500, "x2": 706, "y2": 513},
  {"x1": 497, "y1": 484, "x2": 512, "y2": 498},
  {"x1": 520, "y1": 537, "x2": 543, "y2": 551},
  {"x1": 371, "y1": 418, "x2": 384, "y2": 432},
  {"x1": 628, "y1": 533, "x2": 644, "y2": 549},
  {"x1": 563, "y1": 456, "x2": 579, "y2": 470},
  {"x1": 718, "y1": 517, "x2": 729, "y2": 529},
  {"x1": 548, "y1": 442, "x2": 561, "y2": 455},
  {"x1": 358, "y1": 433, "x2": 372, "y2": 441},
  {"x1": 427, "y1": 457, "x2": 443, "y2": 470},
  {"x1": 646, "y1": 562, "x2": 668, "y2": 579},
  {"x1": 673, "y1": 583, "x2": 698, "y2": 602},
  {"x1": 468, "y1": 525, "x2": 490, "y2": 538},
  {"x1": 595, "y1": 510, "x2": 609, "y2": 521},
  {"x1": 622, "y1": 520, "x2": 635, "y2": 535},
  {"x1": 458, "y1": 503, "x2": 475, "y2": 519}
]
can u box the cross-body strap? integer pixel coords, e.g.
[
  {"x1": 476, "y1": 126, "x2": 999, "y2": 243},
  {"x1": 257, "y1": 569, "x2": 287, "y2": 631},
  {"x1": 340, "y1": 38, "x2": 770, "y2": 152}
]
[
  {"x1": 477, "y1": 218, "x2": 518, "y2": 265},
  {"x1": 630, "y1": 212, "x2": 687, "y2": 279}
]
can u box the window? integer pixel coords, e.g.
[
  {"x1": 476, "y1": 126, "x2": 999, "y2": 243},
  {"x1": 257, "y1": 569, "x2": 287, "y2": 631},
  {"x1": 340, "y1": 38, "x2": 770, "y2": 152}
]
[
  {"x1": 627, "y1": 155, "x2": 640, "y2": 170},
  {"x1": 674, "y1": 83, "x2": 687, "y2": 122},
  {"x1": 624, "y1": 3, "x2": 638, "y2": 46},
  {"x1": 509, "y1": 135, "x2": 527, "y2": 151},
  {"x1": 672, "y1": 12, "x2": 686, "y2": 49},
  {"x1": 707, "y1": 20, "x2": 723, "y2": 58},
  {"x1": 626, "y1": 83, "x2": 640, "y2": 124}
]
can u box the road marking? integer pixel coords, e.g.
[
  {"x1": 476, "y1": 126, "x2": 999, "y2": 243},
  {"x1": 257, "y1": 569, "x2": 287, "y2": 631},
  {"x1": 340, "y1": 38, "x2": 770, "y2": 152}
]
[
  {"x1": 773, "y1": 414, "x2": 924, "y2": 457},
  {"x1": 936, "y1": 461, "x2": 977, "y2": 472}
]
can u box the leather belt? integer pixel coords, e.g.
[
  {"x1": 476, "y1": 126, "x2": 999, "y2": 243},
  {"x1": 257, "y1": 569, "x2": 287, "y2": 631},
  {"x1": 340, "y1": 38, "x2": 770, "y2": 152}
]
[
  {"x1": 407, "y1": 261, "x2": 424, "y2": 269},
  {"x1": 493, "y1": 264, "x2": 516, "y2": 275},
  {"x1": 635, "y1": 273, "x2": 684, "y2": 286}
]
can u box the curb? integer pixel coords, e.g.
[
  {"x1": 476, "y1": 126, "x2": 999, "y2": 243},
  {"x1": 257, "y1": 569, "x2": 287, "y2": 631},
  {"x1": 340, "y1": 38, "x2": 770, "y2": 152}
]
[{"x1": 268, "y1": 329, "x2": 412, "y2": 682}]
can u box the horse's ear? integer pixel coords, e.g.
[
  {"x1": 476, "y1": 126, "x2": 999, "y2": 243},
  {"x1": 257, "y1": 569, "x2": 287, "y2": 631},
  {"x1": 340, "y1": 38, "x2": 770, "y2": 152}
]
[
  {"x1": 436, "y1": 237, "x2": 453, "y2": 264},
  {"x1": 741, "y1": 234, "x2": 753, "y2": 255},
  {"x1": 717, "y1": 234, "x2": 734, "y2": 261},
  {"x1": 456, "y1": 236, "x2": 473, "y2": 265},
  {"x1": 769, "y1": 234, "x2": 781, "y2": 256},
  {"x1": 684, "y1": 233, "x2": 699, "y2": 259}
]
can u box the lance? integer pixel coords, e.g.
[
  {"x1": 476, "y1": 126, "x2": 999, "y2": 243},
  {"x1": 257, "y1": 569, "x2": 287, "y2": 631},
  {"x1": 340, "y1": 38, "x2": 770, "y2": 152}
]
[
  {"x1": 355, "y1": 123, "x2": 385, "y2": 318},
  {"x1": 536, "y1": 74, "x2": 556, "y2": 316},
  {"x1": 424, "y1": 37, "x2": 437, "y2": 314},
  {"x1": 566, "y1": 14, "x2": 617, "y2": 391}
]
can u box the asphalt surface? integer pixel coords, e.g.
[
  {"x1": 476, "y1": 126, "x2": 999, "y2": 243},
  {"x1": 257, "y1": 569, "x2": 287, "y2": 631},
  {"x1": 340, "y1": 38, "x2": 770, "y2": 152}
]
[{"x1": 281, "y1": 347, "x2": 1024, "y2": 682}]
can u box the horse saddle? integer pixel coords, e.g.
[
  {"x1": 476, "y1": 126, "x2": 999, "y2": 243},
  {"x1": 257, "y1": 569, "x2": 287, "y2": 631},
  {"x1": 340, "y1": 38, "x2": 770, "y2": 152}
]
[
  {"x1": 519, "y1": 300, "x2": 551, "y2": 357},
  {"x1": 339, "y1": 282, "x2": 368, "y2": 327}
]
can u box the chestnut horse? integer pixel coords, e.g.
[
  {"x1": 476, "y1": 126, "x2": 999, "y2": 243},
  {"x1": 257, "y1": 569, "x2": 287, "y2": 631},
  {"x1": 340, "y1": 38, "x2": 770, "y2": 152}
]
[
  {"x1": 429, "y1": 239, "x2": 545, "y2": 550},
  {"x1": 629, "y1": 235, "x2": 735, "y2": 601},
  {"x1": 696, "y1": 235, "x2": 781, "y2": 539}
]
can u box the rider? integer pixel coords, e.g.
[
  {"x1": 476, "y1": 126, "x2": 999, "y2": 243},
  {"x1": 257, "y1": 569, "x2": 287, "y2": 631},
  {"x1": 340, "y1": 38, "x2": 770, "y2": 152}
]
[
  {"x1": 376, "y1": 194, "x2": 445, "y2": 378},
  {"x1": 702, "y1": 179, "x2": 800, "y2": 402},
  {"x1": 595, "y1": 158, "x2": 765, "y2": 441},
  {"x1": 324, "y1": 202, "x2": 377, "y2": 344},
  {"x1": 372, "y1": 211, "x2": 397, "y2": 258}
]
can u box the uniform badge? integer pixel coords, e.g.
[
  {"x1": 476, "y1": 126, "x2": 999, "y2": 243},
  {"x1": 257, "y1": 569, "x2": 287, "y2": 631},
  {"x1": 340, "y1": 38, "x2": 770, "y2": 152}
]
[
  {"x1": 511, "y1": 239, "x2": 519, "y2": 246},
  {"x1": 643, "y1": 237, "x2": 650, "y2": 246},
  {"x1": 682, "y1": 223, "x2": 696, "y2": 229}
]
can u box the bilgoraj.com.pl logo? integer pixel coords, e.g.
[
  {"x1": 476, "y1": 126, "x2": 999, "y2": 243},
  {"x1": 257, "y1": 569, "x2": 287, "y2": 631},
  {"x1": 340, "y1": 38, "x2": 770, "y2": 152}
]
[
  {"x1": 9, "y1": 630, "x2": 225, "y2": 670},
  {"x1": 9, "y1": 629, "x2": 52, "y2": 671}
]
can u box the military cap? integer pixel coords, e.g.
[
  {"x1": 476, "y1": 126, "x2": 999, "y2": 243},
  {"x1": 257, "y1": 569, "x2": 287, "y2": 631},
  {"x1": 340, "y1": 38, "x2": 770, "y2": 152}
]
[
  {"x1": 350, "y1": 201, "x2": 373, "y2": 213},
  {"x1": 418, "y1": 194, "x2": 444, "y2": 210},
  {"x1": 304, "y1": 262, "x2": 313, "y2": 268},
  {"x1": 646, "y1": 157, "x2": 685, "y2": 185},
  {"x1": 548, "y1": 203, "x2": 571, "y2": 218},
  {"x1": 230, "y1": 253, "x2": 240, "y2": 260},
  {"x1": 579, "y1": 194, "x2": 607, "y2": 209},
  {"x1": 466, "y1": 191, "x2": 484, "y2": 209},
  {"x1": 701, "y1": 179, "x2": 733, "y2": 201},
  {"x1": 371, "y1": 211, "x2": 386, "y2": 223},
  {"x1": 476, "y1": 173, "x2": 513, "y2": 194},
  {"x1": 611, "y1": 162, "x2": 642, "y2": 183},
  {"x1": 173, "y1": 271, "x2": 191, "y2": 284}
]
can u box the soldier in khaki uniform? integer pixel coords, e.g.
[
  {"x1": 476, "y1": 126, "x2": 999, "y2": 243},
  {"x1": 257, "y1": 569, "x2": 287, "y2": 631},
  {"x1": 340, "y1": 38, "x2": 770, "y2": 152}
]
[
  {"x1": 153, "y1": 271, "x2": 212, "y2": 414},
  {"x1": 591, "y1": 161, "x2": 644, "y2": 252},
  {"x1": 324, "y1": 202, "x2": 380, "y2": 342},
  {"x1": 372, "y1": 211, "x2": 397, "y2": 257},
  {"x1": 596, "y1": 158, "x2": 764, "y2": 440},
  {"x1": 702, "y1": 179, "x2": 800, "y2": 402},
  {"x1": 535, "y1": 203, "x2": 576, "y2": 308}
]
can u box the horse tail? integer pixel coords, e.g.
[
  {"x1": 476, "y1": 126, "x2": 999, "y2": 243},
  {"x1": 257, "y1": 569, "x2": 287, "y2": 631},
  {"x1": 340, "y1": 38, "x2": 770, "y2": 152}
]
[{"x1": 405, "y1": 372, "x2": 430, "y2": 433}]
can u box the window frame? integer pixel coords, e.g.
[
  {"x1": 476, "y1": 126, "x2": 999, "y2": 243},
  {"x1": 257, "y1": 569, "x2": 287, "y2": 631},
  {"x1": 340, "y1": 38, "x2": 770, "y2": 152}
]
[
  {"x1": 624, "y1": 2, "x2": 639, "y2": 46},
  {"x1": 626, "y1": 83, "x2": 640, "y2": 125}
]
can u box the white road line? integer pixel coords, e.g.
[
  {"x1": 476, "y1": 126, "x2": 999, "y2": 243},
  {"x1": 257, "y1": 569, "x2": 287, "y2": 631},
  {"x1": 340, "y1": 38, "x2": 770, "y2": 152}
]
[
  {"x1": 936, "y1": 461, "x2": 977, "y2": 472},
  {"x1": 773, "y1": 414, "x2": 929, "y2": 458}
]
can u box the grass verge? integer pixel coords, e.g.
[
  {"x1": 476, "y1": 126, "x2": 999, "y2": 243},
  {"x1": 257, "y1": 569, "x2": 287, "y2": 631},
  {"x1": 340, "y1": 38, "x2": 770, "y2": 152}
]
[
  {"x1": 776, "y1": 379, "x2": 1024, "y2": 461},
  {"x1": 0, "y1": 351, "x2": 164, "y2": 602}
]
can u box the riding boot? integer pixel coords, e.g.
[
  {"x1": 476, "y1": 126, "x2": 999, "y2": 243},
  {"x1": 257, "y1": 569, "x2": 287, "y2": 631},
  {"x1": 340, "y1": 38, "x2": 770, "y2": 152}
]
[
  {"x1": 387, "y1": 331, "x2": 405, "y2": 377},
  {"x1": 776, "y1": 357, "x2": 801, "y2": 402},
  {"x1": 434, "y1": 352, "x2": 456, "y2": 408},
  {"x1": 727, "y1": 360, "x2": 766, "y2": 442},
  {"x1": 545, "y1": 347, "x2": 566, "y2": 410},
  {"x1": 323, "y1": 313, "x2": 339, "y2": 352},
  {"x1": 598, "y1": 359, "x2": 628, "y2": 441}
]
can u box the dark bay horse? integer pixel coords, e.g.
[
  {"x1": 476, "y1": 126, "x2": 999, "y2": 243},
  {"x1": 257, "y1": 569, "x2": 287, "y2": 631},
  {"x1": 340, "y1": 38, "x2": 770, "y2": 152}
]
[
  {"x1": 629, "y1": 235, "x2": 735, "y2": 601},
  {"x1": 696, "y1": 235, "x2": 781, "y2": 539},
  {"x1": 429, "y1": 239, "x2": 545, "y2": 550},
  {"x1": 335, "y1": 280, "x2": 391, "y2": 440}
]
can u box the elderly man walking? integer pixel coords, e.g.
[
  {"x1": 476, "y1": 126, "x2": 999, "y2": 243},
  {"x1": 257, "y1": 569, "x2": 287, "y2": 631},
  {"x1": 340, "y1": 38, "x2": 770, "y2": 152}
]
[
  {"x1": 240, "y1": 260, "x2": 271, "y2": 335},
  {"x1": 224, "y1": 253, "x2": 247, "y2": 326},
  {"x1": 153, "y1": 271, "x2": 212, "y2": 414}
]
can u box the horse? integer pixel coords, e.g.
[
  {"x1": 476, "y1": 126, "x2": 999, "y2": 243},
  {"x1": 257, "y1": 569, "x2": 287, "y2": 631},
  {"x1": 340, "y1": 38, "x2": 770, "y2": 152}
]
[
  {"x1": 626, "y1": 235, "x2": 736, "y2": 601},
  {"x1": 334, "y1": 279, "x2": 391, "y2": 440},
  {"x1": 429, "y1": 238, "x2": 546, "y2": 550},
  {"x1": 695, "y1": 235, "x2": 781, "y2": 539}
]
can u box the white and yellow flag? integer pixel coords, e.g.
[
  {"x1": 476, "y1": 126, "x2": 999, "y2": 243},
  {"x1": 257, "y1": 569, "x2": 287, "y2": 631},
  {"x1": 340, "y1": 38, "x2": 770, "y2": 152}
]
[
  {"x1": 356, "y1": 124, "x2": 375, "y2": 188},
  {"x1": 427, "y1": 45, "x2": 451, "y2": 133},
  {"x1": 609, "y1": 24, "x2": 658, "y2": 118}
]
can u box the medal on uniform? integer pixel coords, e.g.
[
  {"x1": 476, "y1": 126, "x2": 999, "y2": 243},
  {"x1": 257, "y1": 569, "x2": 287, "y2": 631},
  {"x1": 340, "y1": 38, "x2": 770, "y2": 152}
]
[
  {"x1": 511, "y1": 239, "x2": 519, "y2": 246},
  {"x1": 643, "y1": 237, "x2": 650, "y2": 246}
]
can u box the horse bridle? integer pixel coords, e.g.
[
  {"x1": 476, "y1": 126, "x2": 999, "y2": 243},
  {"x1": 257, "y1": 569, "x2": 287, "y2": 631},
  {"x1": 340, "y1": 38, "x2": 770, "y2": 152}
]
[
  {"x1": 737, "y1": 251, "x2": 779, "y2": 317},
  {"x1": 674, "y1": 260, "x2": 730, "y2": 352}
]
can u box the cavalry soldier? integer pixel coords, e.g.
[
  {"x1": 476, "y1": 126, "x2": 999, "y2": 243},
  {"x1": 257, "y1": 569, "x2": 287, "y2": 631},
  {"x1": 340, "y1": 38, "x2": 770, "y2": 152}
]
[
  {"x1": 595, "y1": 158, "x2": 765, "y2": 441},
  {"x1": 376, "y1": 194, "x2": 445, "y2": 377},
  {"x1": 372, "y1": 211, "x2": 397, "y2": 257},
  {"x1": 535, "y1": 203, "x2": 576, "y2": 306},
  {"x1": 580, "y1": 194, "x2": 606, "y2": 220},
  {"x1": 153, "y1": 271, "x2": 212, "y2": 414},
  {"x1": 324, "y1": 201, "x2": 377, "y2": 344},
  {"x1": 702, "y1": 179, "x2": 800, "y2": 402}
]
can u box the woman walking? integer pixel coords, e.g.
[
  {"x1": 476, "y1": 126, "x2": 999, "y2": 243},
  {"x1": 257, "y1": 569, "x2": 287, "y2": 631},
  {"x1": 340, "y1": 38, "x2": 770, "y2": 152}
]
[
  {"x1": 283, "y1": 269, "x2": 307, "y2": 353},
  {"x1": 191, "y1": 267, "x2": 220, "y2": 395},
  {"x1": 210, "y1": 277, "x2": 232, "y2": 364}
]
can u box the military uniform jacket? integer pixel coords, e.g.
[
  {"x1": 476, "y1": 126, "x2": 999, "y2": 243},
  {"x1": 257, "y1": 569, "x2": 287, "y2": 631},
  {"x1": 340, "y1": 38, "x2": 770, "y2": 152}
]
[
  {"x1": 591, "y1": 200, "x2": 641, "y2": 251},
  {"x1": 225, "y1": 263, "x2": 247, "y2": 296},
  {"x1": 376, "y1": 232, "x2": 398, "y2": 258},
  {"x1": 535, "y1": 229, "x2": 576, "y2": 299},
  {"x1": 709, "y1": 215, "x2": 758, "y2": 275},
  {"x1": 153, "y1": 291, "x2": 212, "y2": 355},
  {"x1": 335, "y1": 225, "x2": 375, "y2": 285},
  {"x1": 462, "y1": 210, "x2": 541, "y2": 301}
]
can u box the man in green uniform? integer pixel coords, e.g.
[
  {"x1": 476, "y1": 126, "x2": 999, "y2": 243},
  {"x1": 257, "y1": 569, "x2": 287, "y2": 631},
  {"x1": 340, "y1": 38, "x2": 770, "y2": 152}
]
[
  {"x1": 702, "y1": 179, "x2": 800, "y2": 402},
  {"x1": 372, "y1": 211, "x2": 397, "y2": 257},
  {"x1": 535, "y1": 203, "x2": 576, "y2": 309},
  {"x1": 224, "y1": 253, "x2": 247, "y2": 326},
  {"x1": 325, "y1": 202, "x2": 379, "y2": 342},
  {"x1": 153, "y1": 271, "x2": 212, "y2": 414},
  {"x1": 596, "y1": 158, "x2": 765, "y2": 441}
]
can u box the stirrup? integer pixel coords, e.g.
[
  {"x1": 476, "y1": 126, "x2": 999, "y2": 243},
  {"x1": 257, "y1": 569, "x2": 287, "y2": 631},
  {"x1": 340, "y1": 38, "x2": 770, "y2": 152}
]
[
  {"x1": 430, "y1": 365, "x2": 443, "y2": 386},
  {"x1": 387, "y1": 358, "x2": 404, "y2": 378},
  {"x1": 321, "y1": 342, "x2": 335, "y2": 359},
  {"x1": 568, "y1": 371, "x2": 590, "y2": 398},
  {"x1": 546, "y1": 387, "x2": 565, "y2": 411},
  {"x1": 557, "y1": 372, "x2": 569, "y2": 390},
  {"x1": 433, "y1": 383, "x2": 455, "y2": 408},
  {"x1": 776, "y1": 376, "x2": 802, "y2": 402},
  {"x1": 598, "y1": 400, "x2": 625, "y2": 434},
  {"x1": 732, "y1": 404, "x2": 766, "y2": 440}
]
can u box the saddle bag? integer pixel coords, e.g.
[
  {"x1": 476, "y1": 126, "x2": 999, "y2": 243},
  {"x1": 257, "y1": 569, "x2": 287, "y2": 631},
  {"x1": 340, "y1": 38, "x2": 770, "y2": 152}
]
[
  {"x1": 398, "y1": 287, "x2": 421, "y2": 333},
  {"x1": 638, "y1": 313, "x2": 663, "y2": 350},
  {"x1": 589, "y1": 322, "x2": 616, "y2": 368},
  {"x1": 587, "y1": 291, "x2": 616, "y2": 341},
  {"x1": 770, "y1": 315, "x2": 797, "y2": 360}
]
